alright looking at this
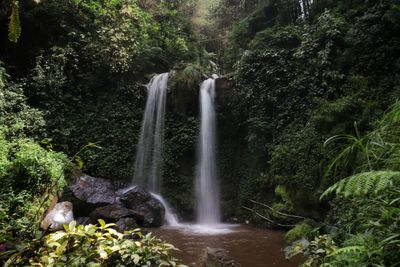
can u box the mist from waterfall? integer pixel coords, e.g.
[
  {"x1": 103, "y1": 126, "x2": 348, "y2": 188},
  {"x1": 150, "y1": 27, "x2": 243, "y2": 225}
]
[
  {"x1": 133, "y1": 73, "x2": 168, "y2": 194},
  {"x1": 195, "y1": 78, "x2": 221, "y2": 225}
]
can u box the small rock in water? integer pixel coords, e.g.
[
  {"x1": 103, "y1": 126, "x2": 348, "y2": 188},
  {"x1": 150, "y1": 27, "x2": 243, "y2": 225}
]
[
  {"x1": 41, "y1": 201, "x2": 74, "y2": 231},
  {"x1": 198, "y1": 247, "x2": 240, "y2": 267}
]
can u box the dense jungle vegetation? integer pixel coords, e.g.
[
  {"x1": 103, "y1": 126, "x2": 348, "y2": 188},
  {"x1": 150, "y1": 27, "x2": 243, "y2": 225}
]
[{"x1": 0, "y1": 0, "x2": 399, "y2": 266}]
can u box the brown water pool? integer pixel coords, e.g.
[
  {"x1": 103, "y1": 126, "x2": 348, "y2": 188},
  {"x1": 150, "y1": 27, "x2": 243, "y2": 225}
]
[{"x1": 151, "y1": 224, "x2": 303, "y2": 267}]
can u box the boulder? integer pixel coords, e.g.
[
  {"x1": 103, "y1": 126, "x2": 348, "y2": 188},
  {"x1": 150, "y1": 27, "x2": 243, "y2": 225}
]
[
  {"x1": 41, "y1": 201, "x2": 74, "y2": 231},
  {"x1": 69, "y1": 175, "x2": 121, "y2": 205},
  {"x1": 117, "y1": 186, "x2": 151, "y2": 207},
  {"x1": 198, "y1": 247, "x2": 240, "y2": 267},
  {"x1": 62, "y1": 175, "x2": 165, "y2": 228},
  {"x1": 117, "y1": 186, "x2": 165, "y2": 227},
  {"x1": 64, "y1": 174, "x2": 126, "y2": 217}
]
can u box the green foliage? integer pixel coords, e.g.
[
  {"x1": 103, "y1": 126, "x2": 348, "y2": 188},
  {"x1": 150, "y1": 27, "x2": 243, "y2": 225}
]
[
  {"x1": 163, "y1": 116, "x2": 199, "y2": 215},
  {"x1": 8, "y1": 0, "x2": 202, "y2": 181},
  {"x1": 45, "y1": 220, "x2": 185, "y2": 266},
  {"x1": 0, "y1": 76, "x2": 45, "y2": 140},
  {"x1": 0, "y1": 65, "x2": 70, "y2": 245},
  {"x1": 223, "y1": 0, "x2": 400, "y2": 223},
  {"x1": 321, "y1": 171, "x2": 399, "y2": 199},
  {"x1": 8, "y1": 0, "x2": 21, "y2": 43},
  {"x1": 297, "y1": 100, "x2": 400, "y2": 266},
  {"x1": 171, "y1": 63, "x2": 203, "y2": 89},
  {"x1": 273, "y1": 185, "x2": 293, "y2": 212},
  {"x1": 0, "y1": 133, "x2": 69, "y2": 241},
  {"x1": 285, "y1": 220, "x2": 316, "y2": 243},
  {"x1": 302, "y1": 235, "x2": 338, "y2": 267},
  {"x1": 6, "y1": 220, "x2": 186, "y2": 266}
]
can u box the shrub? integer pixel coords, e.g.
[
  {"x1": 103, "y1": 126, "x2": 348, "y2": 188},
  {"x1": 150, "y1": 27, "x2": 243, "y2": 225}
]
[
  {"x1": 5, "y1": 220, "x2": 187, "y2": 267},
  {"x1": 0, "y1": 133, "x2": 69, "y2": 241}
]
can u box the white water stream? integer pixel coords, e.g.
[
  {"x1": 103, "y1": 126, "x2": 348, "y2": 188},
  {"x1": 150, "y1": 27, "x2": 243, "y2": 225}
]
[
  {"x1": 195, "y1": 78, "x2": 221, "y2": 225},
  {"x1": 133, "y1": 74, "x2": 229, "y2": 232},
  {"x1": 133, "y1": 73, "x2": 168, "y2": 193}
]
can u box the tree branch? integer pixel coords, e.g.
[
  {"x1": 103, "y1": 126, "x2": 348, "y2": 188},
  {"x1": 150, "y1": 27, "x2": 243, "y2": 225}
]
[
  {"x1": 249, "y1": 199, "x2": 307, "y2": 220},
  {"x1": 242, "y1": 206, "x2": 296, "y2": 228}
]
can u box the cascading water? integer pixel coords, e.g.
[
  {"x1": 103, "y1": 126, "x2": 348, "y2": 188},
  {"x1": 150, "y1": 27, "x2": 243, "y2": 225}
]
[
  {"x1": 133, "y1": 73, "x2": 168, "y2": 193},
  {"x1": 195, "y1": 78, "x2": 221, "y2": 225},
  {"x1": 299, "y1": 0, "x2": 313, "y2": 18},
  {"x1": 133, "y1": 73, "x2": 179, "y2": 226},
  {"x1": 151, "y1": 193, "x2": 180, "y2": 226}
]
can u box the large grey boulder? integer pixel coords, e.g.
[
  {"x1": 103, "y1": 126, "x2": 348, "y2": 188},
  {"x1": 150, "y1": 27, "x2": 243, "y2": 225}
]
[
  {"x1": 69, "y1": 175, "x2": 121, "y2": 205},
  {"x1": 65, "y1": 175, "x2": 165, "y2": 228}
]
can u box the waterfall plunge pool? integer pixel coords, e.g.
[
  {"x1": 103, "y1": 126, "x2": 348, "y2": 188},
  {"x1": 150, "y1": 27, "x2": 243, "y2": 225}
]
[{"x1": 151, "y1": 224, "x2": 304, "y2": 267}]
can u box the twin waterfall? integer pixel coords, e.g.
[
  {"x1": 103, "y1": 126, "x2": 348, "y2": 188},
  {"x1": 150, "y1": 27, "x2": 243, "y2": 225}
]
[
  {"x1": 133, "y1": 73, "x2": 168, "y2": 193},
  {"x1": 195, "y1": 79, "x2": 221, "y2": 225},
  {"x1": 133, "y1": 73, "x2": 221, "y2": 226}
]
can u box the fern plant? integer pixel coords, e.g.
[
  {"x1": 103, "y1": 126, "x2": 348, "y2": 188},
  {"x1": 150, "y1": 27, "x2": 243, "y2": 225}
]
[
  {"x1": 297, "y1": 101, "x2": 400, "y2": 266},
  {"x1": 320, "y1": 171, "x2": 399, "y2": 199}
]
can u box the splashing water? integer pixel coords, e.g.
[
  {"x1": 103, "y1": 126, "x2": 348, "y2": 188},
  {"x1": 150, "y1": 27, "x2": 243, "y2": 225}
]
[
  {"x1": 133, "y1": 73, "x2": 168, "y2": 193},
  {"x1": 151, "y1": 193, "x2": 180, "y2": 226},
  {"x1": 195, "y1": 78, "x2": 221, "y2": 225}
]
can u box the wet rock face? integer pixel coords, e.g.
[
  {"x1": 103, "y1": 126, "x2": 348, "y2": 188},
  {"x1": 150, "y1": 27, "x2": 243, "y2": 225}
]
[
  {"x1": 118, "y1": 186, "x2": 152, "y2": 207},
  {"x1": 69, "y1": 175, "x2": 121, "y2": 206},
  {"x1": 64, "y1": 175, "x2": 165, "y2": 228}
]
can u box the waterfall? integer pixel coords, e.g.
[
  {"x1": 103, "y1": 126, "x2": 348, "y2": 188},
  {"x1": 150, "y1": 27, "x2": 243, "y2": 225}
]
[
  {"x1": 151, "y1": 193, "x2": 180, "y2": 226},
  {"x1": 195, "y1": 78, "x2": 221, "y2": 225},
  {"x1": 132, "y1": 73, "x2": 181, "y2": 226},
  {"x1": 299, "y1": 0, "x2": 313, "y2": 18},
  {"x1": 133, "y1": 73, "x2": 168, "y2": 193}
]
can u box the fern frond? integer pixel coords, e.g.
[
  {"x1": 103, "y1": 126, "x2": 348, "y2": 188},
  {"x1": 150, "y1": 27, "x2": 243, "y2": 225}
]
[
  {"x1": 8, "y1": 0, "x2": 22, "y2": 43},
  {"x1": 328, "y1": 245, "x2": 365, "y2": 256},
  {"x1": 320, "y1": 171, "x2": 399, "y2": 199}
]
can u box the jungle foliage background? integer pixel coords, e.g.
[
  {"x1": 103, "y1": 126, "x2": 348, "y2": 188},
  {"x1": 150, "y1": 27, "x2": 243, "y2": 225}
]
[{"x1": 0, "y1": 0, "x2": 399, "y2": 266}]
